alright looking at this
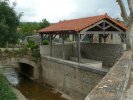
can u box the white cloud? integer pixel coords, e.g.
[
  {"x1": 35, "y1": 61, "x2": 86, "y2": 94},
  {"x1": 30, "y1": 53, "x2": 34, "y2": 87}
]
[{"x1": 10, "y1": 0, "x2": 129, "y2": 22}]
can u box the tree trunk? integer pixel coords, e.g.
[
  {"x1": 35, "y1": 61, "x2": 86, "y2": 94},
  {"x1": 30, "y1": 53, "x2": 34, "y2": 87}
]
[
  {"x1": 127, "y1": 23, "x2": 133, "y2": 49},
  {"x1": 117, "y1": 0, "x2": 133, "y2": 48}
]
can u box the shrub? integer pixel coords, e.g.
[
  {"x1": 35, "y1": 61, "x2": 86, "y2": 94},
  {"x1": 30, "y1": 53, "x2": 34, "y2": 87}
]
[
  {"x1": 26, "y1": 40, "x2": 39, "y2": 50},
  {"x1": 42, "y1": 40, "x2": 49, "y2": 45}
]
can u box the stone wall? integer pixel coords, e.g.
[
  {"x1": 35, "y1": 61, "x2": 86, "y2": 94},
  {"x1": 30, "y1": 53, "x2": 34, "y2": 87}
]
[
  {"x1": 79, "y1": 43, "x2": 124, "y2": 67},
  {"x1": 41, "y1": 56, "x2": 107, "y2": 100},
  {"x1": 85, "y1": 50, "x2": 132, "y2": 100},
  {"x1": 0, "y1": 57, "x2": 40, "y2": 80},
  {"x1": 40, "y1": 43, "x2": 125, "y2": 68}
]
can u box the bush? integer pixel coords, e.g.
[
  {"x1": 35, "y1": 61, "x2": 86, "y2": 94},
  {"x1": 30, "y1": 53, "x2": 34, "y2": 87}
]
[
  {"x1": 42, "y1": 40, "x2": 49, "y2": 45},
  {"x1": 26, "y1": 40, "x2": 39, "y2": 50},
  {"x1": 31, "y1": 50, "x2": 40, "y2": 61}
]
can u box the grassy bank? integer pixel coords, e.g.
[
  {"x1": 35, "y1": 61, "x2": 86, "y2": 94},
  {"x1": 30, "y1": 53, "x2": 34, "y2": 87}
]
[{"x1": 0, "y1": 71, "x2": 18, "y2": 100}]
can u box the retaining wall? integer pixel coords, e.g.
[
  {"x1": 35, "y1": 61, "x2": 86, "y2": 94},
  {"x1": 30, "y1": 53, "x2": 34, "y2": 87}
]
[
  {"x1": 41, "y1": 56, "x2": 107, "y2": 100},
  {"x1": 85, "y1": 50, "x2": 132, "y2": 100}
]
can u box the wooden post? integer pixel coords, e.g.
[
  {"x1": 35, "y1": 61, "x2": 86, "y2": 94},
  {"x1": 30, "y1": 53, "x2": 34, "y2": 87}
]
[
  {"x1": 101, "y1": 34, "x2": 109, "y2": 43},
  {"x1": 124, "y1": 33, "x2": 126, "y2": 43},
  {"x1": 73, "y1": 34, "x2": 75, "y2": 41},
  {"x1": 40, "y1": 34, "x2": 43, "y2": 45},
  {"x1": 62, "y1": 35, "x2": 65, "y2": 60},
  {"x1": 99, "y1": 34, "x2": 102, "y2": 43},
  {"x1": 50, "y1": 35, "x2": 52, "y2": 57},
  {"x1": 78, "y1": 33, "x2": 80, "y2": 63}
]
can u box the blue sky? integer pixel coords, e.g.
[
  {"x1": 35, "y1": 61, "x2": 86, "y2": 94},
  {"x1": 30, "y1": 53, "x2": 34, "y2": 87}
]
[{"x1": 10, "y1": 0, "x2": 129, "y2": 23}]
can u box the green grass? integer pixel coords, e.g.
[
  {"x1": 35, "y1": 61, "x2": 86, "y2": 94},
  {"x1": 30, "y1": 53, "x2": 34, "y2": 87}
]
[{"x1": 0, "y1": 72, "x2": 18, "y2": 100}]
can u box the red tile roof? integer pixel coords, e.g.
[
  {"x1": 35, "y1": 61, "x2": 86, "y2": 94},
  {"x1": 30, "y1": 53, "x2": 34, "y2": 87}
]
[{"x1": 39, "y1": 14, "x2": 128, "y2": 34}]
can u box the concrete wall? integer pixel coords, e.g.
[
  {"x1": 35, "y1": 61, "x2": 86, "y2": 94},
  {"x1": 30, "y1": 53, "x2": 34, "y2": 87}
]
[
  {"x1": 41, "y1": 56, "x2": 107, "y2": 100},
  {"x1": 85, "y1": 50, "x2": 132, "y2": 100},
  {"x1": 40, "y1": 43, "x2": 73, "y2": 59}
]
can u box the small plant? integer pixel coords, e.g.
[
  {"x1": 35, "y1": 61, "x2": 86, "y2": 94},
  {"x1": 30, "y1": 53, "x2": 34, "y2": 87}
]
[
  {"x1": 31, "y1": 49, "x2": 40, "y2": 62},
  {"x1": 42, "y1": 40, "x2": 49, "y2": 45},
  {"x1": 27, "y1": 40, "x2": 39, "y2": 50}
]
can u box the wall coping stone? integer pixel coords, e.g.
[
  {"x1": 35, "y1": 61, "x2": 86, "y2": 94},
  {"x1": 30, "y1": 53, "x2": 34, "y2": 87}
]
[
  {"x1": 85, "y1": 50, "x2": 132, "y2": 100},
  {"x1": 41, "y1": 55, "x2": 107, "y2": 75}
]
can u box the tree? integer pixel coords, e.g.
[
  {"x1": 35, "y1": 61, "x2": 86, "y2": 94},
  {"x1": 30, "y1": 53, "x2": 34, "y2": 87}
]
[
  {"x1": 0, "y1": 0, "x2": 19, "y2": 47},
  {"x1": 18, "y1": 22, "x2": 40, "y2": 39},
  {"x1": 38, "y1": 19, "x2": 50, "y2": 29},
  {"x1": 18, "y1": 19, "x2": 50, "y2": 40},
  {"x1": 116, "y1": 0, "x2": 133, "y2": 48}
]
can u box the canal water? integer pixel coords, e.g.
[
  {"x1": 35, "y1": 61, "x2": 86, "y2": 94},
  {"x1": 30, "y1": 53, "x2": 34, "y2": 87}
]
[{"x1": 4, "y1": 68, "x2": 67, "y2": 100}]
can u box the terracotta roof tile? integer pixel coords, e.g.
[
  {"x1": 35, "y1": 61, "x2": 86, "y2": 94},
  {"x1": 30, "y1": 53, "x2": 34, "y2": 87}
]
[{"x1": 39, "y1": 14, "x2": 128, "y2": 34}]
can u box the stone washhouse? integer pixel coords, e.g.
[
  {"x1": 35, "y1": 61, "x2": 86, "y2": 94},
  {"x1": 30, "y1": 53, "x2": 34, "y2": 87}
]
[{"x1": 37, "y1": 14, "x2": 131, "y2": 100}]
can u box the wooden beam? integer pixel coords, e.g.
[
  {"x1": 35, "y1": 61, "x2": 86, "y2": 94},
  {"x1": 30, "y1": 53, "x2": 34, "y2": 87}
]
[
  {"x1": 63, "y1": 34, "x2": 69, "y2": 40},
  {"x1": 62, "y1": 36, "x2": 65, "y2": 60},
  {"x1": 79, "y1": 19, "x2": 125, "y2": 35},
  {"x1": 43, "y1": 34, "x2": 48, "y2": 38},
  {"x1": 81, "y1": 34, "x2": 86, "y2": 41},
  {"x1": 87, "y1": 34, "x2": 94, "y2": 42},
  {"x1": 104, "y1": 20, "x2": 124, "y2": 32},
  {"x1": 78, "y1": 34, "x2": 80, "y2": 63},
  {"x1": 119, "y1": 33, "x2": 126, "y2": 43},
  {"x1": 39, "y1": 34, "x2": 44, "y2": 45},
  {"x1": 80, "y1": 20, "x2": 104, "y2": 34},
  {"x1": 52, "y1": 34, "x2": 57, "y2": 40},
  {"x1": 81, "y1": 31, "x2": 124, "y2": 34},
  {"x1": 101, "y1": 34, "x2": 109, "y2": 42},
  {"x1": 97, "y1": 24, "x2": 104, "y2": 29},
  {"x1": 50, "y1": 35, "x2": 52, "y2": 57},
  {"x1": 73, "y1": 34, "x2": 75, "y2": 41},
  {"x1": 104, "y1": 25, "x2": 111, "y2": 30}
]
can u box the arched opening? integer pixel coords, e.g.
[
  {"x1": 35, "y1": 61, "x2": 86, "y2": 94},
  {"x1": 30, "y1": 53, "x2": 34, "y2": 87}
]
[{"x1": 19, "y1": 63, "x2": 34, "y2": 79}]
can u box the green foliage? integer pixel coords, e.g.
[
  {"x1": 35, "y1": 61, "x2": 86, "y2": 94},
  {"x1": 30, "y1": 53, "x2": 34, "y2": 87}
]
[
  {"x1": 31, "y1": 49, "x2": 40, "y2": 61},
  {"x1": 26, "y1": 40, "x2": 39, "y2": 50},
  {"x1": 0, "y1": 0, "x2": 19, "y2": 47},
  {"x1": 18, "y1": 22, "x2": 40, "y2": 39},
  {"x1": 42, "y1": 40, "x2": 49, "y2": 45},
  {"x1": 25, "y1": 40, "x2": 40, "y2": 61},
  {"x1": 38, "y1": 19, "x2": 50, "y2": 29},
  {"x1": 0, "y1": 72, "x2": 18, "y2": 100},
  {"x1": 18, "y1": 19, "x2": 50, "y2": 40}
]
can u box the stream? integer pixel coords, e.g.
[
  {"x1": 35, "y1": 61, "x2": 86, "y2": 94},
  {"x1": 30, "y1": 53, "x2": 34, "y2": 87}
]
[{"x1": 3, "y1": 68, "x2": 67, "y2": 100}]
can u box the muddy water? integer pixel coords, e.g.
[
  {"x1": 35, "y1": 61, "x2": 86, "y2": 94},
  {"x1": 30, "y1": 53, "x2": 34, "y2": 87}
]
[
  {"x1": 16, "y1": 74, "x2": 67, "y2": 100},
  {"x1": 4, "y1": 68, "x2": 67, "y2": 100}
]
